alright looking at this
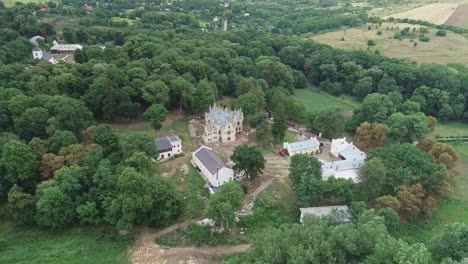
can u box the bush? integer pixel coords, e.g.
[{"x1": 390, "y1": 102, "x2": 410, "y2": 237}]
[
  {"x1": 420, "y1": 27, "x2": 429, "y2": 33},
  {"x1": 376, "y1": 31, "x2": 382, "y2": 35},
  {"x1": 419, "y1": 36, "x2": 430, "y2": 42},
  {"x1": 436, "y1": 29, "x2": 447, "y2": 36},
  {"x1": 367, "y1": 40, "x2": 376, "y2": 46},
  {"x1": 188, "y1": 224, "x2": 212, "y2": 246}
]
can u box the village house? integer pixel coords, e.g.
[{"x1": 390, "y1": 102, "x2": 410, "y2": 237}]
[
  {"x1": 283, "y1": 137, "x2": 320, "y2": 156},
  {"x1": 299, "y1": 205, "x2": 352, "y2": 224},
  {"x1": 50, "y1": 40, "x2": 83, "y2": 55},
  {"x1": 320, "y1": 137, "x2": 367, "y2": 182},
  {"x1": 192, "y1": 146, "x2": 234, "y2": 193},
  {"x1": 202, "y1": 104, "x2": 243, "y2": 144},
  {"x1": 32, "y1": 46, "x2": 57, "y2": 64},
  {"x1": 155, "y1": 135, "x2": 182, "y2": 160}
]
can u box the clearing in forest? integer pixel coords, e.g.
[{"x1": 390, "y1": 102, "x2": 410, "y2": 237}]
[
  {"x1": 294, "y1": 88, "x2": 359, "y2": 113},
  {"x1": 382, "y1": 3, "x2": 459, "y2": 24},
  {"x1": 312, "y1": 22, "x2": 468, "y2": 65}
]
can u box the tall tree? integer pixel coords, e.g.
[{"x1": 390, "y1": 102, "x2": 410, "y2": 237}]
[
  {"x1": 143, "y1": 104, "x2": 168, "y2": 135},
  {"x1": 355, "y1": 122, "x2": 389, "y2": 151},
  {"x1": 313, "y1": 108, "x2": 345, "y2": 138},
  {"x1": 231, "y1": 145, "x2": 266, "y2": 180},
  {"x1": 430, "y1": 223, "x2": 468, "y2": 261},
  {"x1": 205, "y1": 181, "x2": 243, "y2": 228},
  {"x1": 271, "y1": 116, "x2": 287, "y2": 142},
  {"x1": 193, "y1": 80, "x2": 216, "y2": 113}
]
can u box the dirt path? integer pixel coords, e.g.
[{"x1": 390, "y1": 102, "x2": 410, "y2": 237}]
[{"x1": 130, "y1": 221, "x2": 249, "y2": 264}]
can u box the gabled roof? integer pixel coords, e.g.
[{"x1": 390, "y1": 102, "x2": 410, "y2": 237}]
[
  {"x1": 285, "y1": 137, "x2": 319, "y2": 152},
  {"x1": 41, "y1": 51, "x2": 54, "y2": 61},
  {"x1": 155, "y1": 137, "x2": 172, "y2": 151},
  {"x1": 194, "y1": 146, "x2": 227, "y2": 175},
  {"x1": 169, "y1": 135, "x2": 181, "y2": 143},
  {"x1": 32, "y1": 46, "x2": 41, "y2": 52}
]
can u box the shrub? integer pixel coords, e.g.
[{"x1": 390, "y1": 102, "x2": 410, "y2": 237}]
[
  {"x1": 419, "y1": 36, "x2": 430, "y2": 42},
  {"x1": 420, "y1": 27, "x2": 429, "y2": 33},
  {"x1": 436, "y1": 29, "x2": 447, "y2": 36},
  {"x1": 188, "y1": 224, "x2": 211, "y2": 246},
  {"x1": 377, "y1": 31, "x2": 383, "y2": 35},
  {"x1": 367, "y1": 40, "x2": 376, "y2": 46},
  {"x1": 367, "y1": 25, "x2": 372, "y2": 30}
]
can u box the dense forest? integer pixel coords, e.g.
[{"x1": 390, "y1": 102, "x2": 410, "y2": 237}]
[{"x1": 0, "y1": 0, "x2": 467, "y2": 263}]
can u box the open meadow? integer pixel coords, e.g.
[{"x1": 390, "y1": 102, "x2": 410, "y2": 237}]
[
  {"x1": 312, "y1": 22, "x2": 468, "y2": 64},
  {"x1": 0, "y1": 223, "x2": 134, "y2": 264},
  {"x1": 294, "y1": 88, "x2": 359, "y2": 113}
]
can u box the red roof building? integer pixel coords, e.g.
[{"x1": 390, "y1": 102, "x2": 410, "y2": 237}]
[{"x1": 85, "y1": 6, "x2": 94, "y2": 12}]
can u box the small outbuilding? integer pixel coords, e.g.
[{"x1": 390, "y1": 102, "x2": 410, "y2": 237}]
[
  {"x1": 192, "y1": 146, "x2": 234, "y2": 193},
  {"x1": 155, "y1": 135, "x2": 182, "y2": 160},
  {"x1": 300, "y1": 205, "x2": 352, "y2": 224}
]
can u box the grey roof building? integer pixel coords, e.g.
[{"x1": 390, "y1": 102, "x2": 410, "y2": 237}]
[
  {"x1": 155, "y1": 135, "x2": 182, "y2": 160},
  {"x1": 192, "y1": 146, "x2": 234, "y2": 193}
]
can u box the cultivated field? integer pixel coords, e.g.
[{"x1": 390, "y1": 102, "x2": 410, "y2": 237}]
[
  {"x1": 313, "y1": 22, "x2": 468, "y2": 65},
  {"x1": 383, "y1": 3, "x2": 459, "y2": 24},
  {"x1": 2, "y1": 0, "x2": 59, "y2": 7},
  {"x1": 444, "y1": 4, "x2": 468, "y2": 28}
]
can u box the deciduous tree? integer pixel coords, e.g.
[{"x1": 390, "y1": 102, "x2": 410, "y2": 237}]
[{"x1": 231, "y1": 145, "x2": 266, "y2": 179}]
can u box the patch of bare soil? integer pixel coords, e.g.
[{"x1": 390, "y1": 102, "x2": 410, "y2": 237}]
[{"x1": 444, "y1": 4, "x2": 468, "y2": 28}]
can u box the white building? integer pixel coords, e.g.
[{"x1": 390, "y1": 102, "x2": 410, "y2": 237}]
[
  {"x1": 29, "y1": 35, "x2": 45, "y2": 45},
  {"x1": 192, "y1": 146, "x2": 234, "y2": 193},
  {"x1": 32, "y1": 46, "x2": 56, "y2": 64},
  {"x1": 51, "y1": 40, "x2": 83, "y2": 54},
  {"x1": 155, "y1": 135, "x2": 182, "y2": 160},
  {"x1": 203, "y1": 104, "x2": 243, "y2": 144},
  {"x1": 321, "y1": 137, "x2": 366, "y2": 182},
  {"x1": 283, "y1": 137, "x2": 320, "y2": 156},
  {"x1": 300, "y1": 205, "x2": 352, "y2": 224}
]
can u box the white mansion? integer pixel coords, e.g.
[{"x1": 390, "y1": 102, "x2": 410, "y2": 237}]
[{"x1": 203, "y1": 104, "x2": 243, "y2": 143}]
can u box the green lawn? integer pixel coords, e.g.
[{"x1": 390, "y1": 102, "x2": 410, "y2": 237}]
[
  {"x1": 433, "y1": 121, "x2": 468, "y2": 137},
  {"x1": 399, "y1": 143, "x2": 468, "y2": 243},
  {"x1": 0, "y1": 223, "x2": 134, "y2": 264},
  {"x1": 171, "y1": 165, "x2": 209, "y2": 219},
  {"x1": 159, "y1": 118, "x2": 193, "y2": 150},
  {"x1": 294, "y1": 88, "x2": 359, "y2": 112}
]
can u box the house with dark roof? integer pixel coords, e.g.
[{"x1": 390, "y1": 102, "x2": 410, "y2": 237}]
[
  {"x1": 192, "y1": 146, "x2": 234, "y2": 193},
  {"x1": 155, "y1": 135, "x2": 182, "y2": 160}
]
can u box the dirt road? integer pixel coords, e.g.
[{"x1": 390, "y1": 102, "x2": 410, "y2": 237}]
[{"x1": 130, "y1": 221, "x2": 249, "y2": 264}]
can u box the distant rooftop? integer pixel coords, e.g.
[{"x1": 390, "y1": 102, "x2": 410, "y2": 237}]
[{"x1": 51, "y1": 43, "x2": 83, "y2": 51}]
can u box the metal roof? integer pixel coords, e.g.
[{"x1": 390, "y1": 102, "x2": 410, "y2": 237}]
[
  {"x1": 286, "y1": 138, "x2": 319, "y2": 152},
  {"x1": 169, "y1": 135, "x2": 181, "y2": 142},
  {"x1": 155, "y1": 137, "x2": 172, "y2": 151},
  {"x1": 194, "y1": 146, "x2": 227, "y2": 174},
  {"x1": 41, "y1": 51, "x2": 54, "y2": 61},
  {"x1": 51, "y1": 43, "x2": 83, "y2": 51}
]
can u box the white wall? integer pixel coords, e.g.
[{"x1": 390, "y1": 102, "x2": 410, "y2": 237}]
[{"x1": 192, "y1": 154, "x2": 233, "y2": 188}]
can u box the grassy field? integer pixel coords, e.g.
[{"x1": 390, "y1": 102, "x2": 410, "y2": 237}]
[
  {"x1": 0, "y1": 223, "x2": 133, "y2": 264},
  {"x1": 294, "y1": 88, "x2": 359, "y2": 112},
  {"x1": 2, "y1": 0, "x2": 59, "y2": 7},
  {"x1": 400, "y1": 144, "x2": 468, "y2": 243},
  {"x1": 107, "y1": 116, "x2": 193, "y2": 150},
  {"x1": 433, "y1": 121, "x2": 468, "y2": 137},
  {"x1": 313, "y1": 22, "x2": 468, "y2": 65}
]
